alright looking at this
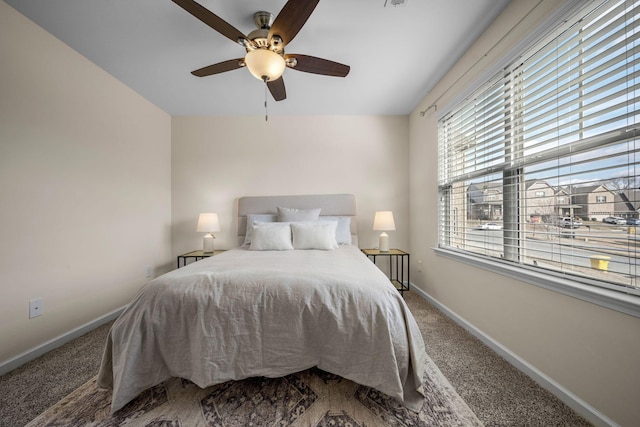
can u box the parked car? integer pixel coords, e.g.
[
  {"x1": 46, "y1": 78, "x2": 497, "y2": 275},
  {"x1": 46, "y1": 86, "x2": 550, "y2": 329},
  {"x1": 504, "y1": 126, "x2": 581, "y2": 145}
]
[
  {"x1": 557, "y1": 217, "x2": 582, "y2": 228},
  {"x1": 476, "y1": 223, "x2": 502, "y2": 230},
  {"x1": 626, "y1": 218, "x2": 640, "y2": 225},
  {"x1": 602, "y1": 216, "x2": 627, "y2": 225}
]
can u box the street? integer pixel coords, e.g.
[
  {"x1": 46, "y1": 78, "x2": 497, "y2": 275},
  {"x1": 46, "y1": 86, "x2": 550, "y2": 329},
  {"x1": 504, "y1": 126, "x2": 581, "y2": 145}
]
[{"x1": 465, "y1": 225, "x2": 638, "y2": 287}]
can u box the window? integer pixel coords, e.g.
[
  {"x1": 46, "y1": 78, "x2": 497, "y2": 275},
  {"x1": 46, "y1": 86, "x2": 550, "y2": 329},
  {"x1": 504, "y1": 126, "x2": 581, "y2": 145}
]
[{"x1": 438, "y1": 0, "x2": 639, "y2": 299}]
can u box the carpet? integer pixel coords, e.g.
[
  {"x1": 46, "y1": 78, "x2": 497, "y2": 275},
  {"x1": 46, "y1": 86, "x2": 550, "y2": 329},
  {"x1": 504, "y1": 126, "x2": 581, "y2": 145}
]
[{"x1": 26, "y1": 355, "x2": 482, "y2": 427}]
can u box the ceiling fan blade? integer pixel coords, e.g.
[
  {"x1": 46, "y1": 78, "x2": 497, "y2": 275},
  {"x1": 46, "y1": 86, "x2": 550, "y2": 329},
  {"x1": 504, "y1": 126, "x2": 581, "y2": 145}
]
[
  {"x1": 172, "y1": 0, "x2": 247, "y2": 45},
  {"x1": 191, "y1": 59, "x2": 245, "y2": 77},
  {"x1": 267, "y1": 77, "x2": 287, "y2": 101},
  {"x1": 268, "y1": 0, "x2": 319, "y2": 46},
  {"x1": 286, "y1": 54, "x2": 350, "y2": 77}
]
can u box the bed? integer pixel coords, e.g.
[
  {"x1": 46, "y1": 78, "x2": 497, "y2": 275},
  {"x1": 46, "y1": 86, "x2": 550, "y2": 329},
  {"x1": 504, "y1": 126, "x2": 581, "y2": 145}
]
[{"x1": 97, "y1": 194, "x2": 428, "y2": 413}]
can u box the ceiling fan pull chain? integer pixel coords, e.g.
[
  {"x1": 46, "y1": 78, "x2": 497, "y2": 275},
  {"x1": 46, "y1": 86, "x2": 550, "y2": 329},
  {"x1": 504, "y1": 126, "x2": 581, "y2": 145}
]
[{"x1": 264, "y1": 82, "x2": 269, "y2": 122}]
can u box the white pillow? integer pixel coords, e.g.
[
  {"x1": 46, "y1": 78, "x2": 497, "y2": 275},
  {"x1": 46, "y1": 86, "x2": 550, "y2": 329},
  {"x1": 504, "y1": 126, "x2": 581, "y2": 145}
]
[
  {"x1": 277, "y1": 206, "x2": 321, "y2": 222},
  {"x1": 291, "y1": 221, "x2": 338, "y2": 250},
  {"x1": 250, "y1": 222, "x2": 293, "y2": 251},
  {"x1": 321, "y1": 216, "x2": 352, "y2": 245},
  {"x1": 243, "y1": 214, "x2": 277, "y2": 246}
]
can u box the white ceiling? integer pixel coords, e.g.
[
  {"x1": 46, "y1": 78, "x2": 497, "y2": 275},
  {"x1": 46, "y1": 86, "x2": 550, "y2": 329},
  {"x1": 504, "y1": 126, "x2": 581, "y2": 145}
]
[{"x1": 5, "y1": 0, "x2": 510, "y2": 116}]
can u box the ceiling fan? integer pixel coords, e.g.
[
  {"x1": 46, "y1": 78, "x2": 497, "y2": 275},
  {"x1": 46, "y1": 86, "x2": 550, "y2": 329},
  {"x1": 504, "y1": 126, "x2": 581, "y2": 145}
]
[{"x1": 171, "y1": 0, "x2": 351, "y2": 102}]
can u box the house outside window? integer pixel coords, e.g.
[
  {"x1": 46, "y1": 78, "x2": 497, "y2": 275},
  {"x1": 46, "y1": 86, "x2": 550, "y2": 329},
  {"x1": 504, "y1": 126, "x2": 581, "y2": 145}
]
[{"x1": 438, "y1": 0, "x2": 639, "y2": 296}]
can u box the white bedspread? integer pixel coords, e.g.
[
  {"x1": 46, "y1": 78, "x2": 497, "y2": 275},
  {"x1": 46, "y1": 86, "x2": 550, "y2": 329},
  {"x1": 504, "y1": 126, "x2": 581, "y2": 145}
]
[{"x1": 98, "y1": 245, "x2": 427, "y2": 412}]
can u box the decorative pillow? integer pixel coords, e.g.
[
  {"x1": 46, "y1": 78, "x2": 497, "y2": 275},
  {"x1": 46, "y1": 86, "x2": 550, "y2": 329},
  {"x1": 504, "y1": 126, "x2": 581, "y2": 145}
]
[
  {"x1": 321, "y1": 216, "x2": 352, "y2": 245},
  {"x1": 277, "y1": 206, "x2": 321, "y2": 222},
  {"x1": 291, "y1": 221, "x2": 338, "y2": 250},
  {"x1": 249, "y1": 222, "x2": 293, "y2": 251},
  {"x1": 243, "y1": 214, "x2": 277, "y2": 245}
]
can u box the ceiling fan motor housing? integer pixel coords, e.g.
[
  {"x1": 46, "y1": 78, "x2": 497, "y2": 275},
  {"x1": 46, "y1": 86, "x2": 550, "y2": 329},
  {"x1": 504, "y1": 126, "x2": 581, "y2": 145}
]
[{"x1": 246, "y1": 12, "x2": 284, "y2": 55}]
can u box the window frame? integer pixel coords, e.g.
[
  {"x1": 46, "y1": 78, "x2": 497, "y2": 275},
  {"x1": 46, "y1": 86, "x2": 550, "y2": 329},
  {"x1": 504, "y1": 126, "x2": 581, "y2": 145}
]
[{"x1": 435, "y1": 0, "x2": 640, "y2": 318}]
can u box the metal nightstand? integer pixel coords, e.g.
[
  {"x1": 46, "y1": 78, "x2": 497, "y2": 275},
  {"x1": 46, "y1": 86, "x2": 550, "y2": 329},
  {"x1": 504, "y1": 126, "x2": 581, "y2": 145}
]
[
  {"x1": 177, "y1": 250, "x2": 225, "y2": 268},
  {"x1": 361, "y1": 248, "x2": 410, "y2": 295}
]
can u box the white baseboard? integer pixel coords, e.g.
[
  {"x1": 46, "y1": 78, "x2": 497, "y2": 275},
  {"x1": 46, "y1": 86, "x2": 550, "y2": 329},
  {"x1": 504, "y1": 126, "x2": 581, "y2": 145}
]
[
  {"x1": 410, "y1": 285, "x2": 618, "y2": 427},
  {"x1": 0, "y1": 306, "x2": 125, "y2": 376}
]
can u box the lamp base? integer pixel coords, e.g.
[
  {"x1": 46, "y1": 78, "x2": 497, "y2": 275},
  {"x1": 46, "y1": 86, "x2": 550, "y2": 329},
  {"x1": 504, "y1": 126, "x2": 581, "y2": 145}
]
[
  {"x1": 203, "y1": 233, "x2": 215, "y2": 253},
  {"x1": 379, "y1": 232, "x2": 389, "y2": 252}
]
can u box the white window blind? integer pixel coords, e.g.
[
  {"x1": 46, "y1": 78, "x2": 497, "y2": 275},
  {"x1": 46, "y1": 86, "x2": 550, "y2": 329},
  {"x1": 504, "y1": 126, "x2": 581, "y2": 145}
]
[{"x1": 438, "y1": 0, "x2": 639, "y2": 295}]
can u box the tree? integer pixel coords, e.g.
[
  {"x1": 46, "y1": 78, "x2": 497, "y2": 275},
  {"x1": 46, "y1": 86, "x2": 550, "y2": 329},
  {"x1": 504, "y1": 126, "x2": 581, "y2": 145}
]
[{"x1": 600, "y1": 177, "x2": 640, "y2": 193}]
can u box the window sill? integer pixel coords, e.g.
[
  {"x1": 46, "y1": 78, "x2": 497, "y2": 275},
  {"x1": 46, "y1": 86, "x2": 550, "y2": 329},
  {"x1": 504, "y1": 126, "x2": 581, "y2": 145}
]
[{"x1": 434, "y1": 247, "x2": 640, "y2": 319}]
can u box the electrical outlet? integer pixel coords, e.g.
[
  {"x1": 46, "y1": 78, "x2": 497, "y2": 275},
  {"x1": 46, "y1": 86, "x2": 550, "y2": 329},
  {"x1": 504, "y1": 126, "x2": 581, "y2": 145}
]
[
  {"x1": 145, "y1": 265, "x2": 153, "y2": 278},
  {"x1": 417, "y1": 260, "x2": 423, "y2": 272},
  {"x1": 29, "y1": 298, "x2": 43, "y2": 319}
]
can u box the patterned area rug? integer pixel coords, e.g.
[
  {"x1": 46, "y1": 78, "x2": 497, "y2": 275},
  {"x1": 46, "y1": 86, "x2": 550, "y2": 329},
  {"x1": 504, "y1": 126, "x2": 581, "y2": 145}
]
[{"x1": 26, "y1": 355, "x2": 482, "y2": 427}]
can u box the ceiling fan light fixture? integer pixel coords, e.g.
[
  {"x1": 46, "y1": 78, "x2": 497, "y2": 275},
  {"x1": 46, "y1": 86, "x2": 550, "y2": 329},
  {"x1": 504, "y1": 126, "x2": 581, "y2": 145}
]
[{"x1": 245, "y1": 49, "x2": 285, "y2": 82}]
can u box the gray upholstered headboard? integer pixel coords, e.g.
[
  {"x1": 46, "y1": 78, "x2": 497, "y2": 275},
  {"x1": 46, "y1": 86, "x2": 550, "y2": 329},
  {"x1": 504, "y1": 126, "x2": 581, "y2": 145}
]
[{"x1": 237, "y1": 194, "x2": 358, "y2": 246}]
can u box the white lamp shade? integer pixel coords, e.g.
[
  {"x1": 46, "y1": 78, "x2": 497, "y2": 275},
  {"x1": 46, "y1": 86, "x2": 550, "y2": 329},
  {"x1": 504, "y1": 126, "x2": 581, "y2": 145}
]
[
  {"x1": 373, "y1": 211, "x2": 396, "y2": 231},
  {"x1": 245, "y1": 49, "x2": 286, "y2": 81},
  {"x1": 197, "y1": 213, "x2": 220, "y2": 232}
]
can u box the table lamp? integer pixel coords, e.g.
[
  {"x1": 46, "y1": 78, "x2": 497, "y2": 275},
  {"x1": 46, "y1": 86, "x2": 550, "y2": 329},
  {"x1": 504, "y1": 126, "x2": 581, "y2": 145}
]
[
  {"x1": 373, "y1": 211, "x2": 395, "y2": 252},
  {"x1": 197, "y1": 213, "x2": 220, "y2": 253}
]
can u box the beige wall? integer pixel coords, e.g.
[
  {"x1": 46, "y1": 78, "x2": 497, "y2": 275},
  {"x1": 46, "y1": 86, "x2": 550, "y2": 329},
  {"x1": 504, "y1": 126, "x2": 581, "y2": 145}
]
[
  {"x1": 0, "y1": 2, "x2": 172, "y2": 364},
  {"x1": 171, "y1": 115, "x2": 409, "y2": 259},
  {"x1": 409, "y1": 1, "x2": 640, "y2": 426}
]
